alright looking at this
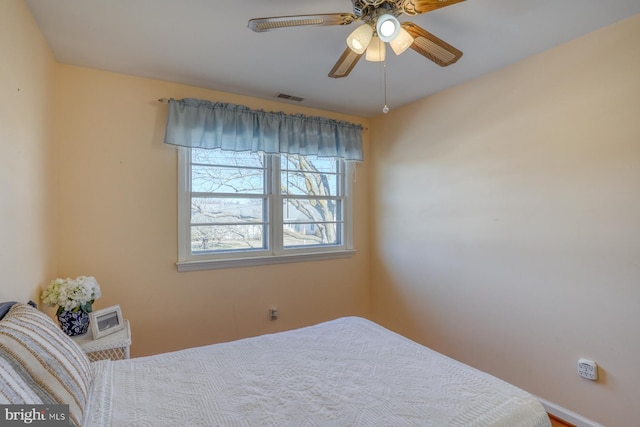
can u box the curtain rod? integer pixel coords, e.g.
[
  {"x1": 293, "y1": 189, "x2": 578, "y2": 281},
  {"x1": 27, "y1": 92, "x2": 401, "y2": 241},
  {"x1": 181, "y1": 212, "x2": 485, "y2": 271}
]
[{"x1": 157, "y1": 98, "x2": 368, "y2": 131}]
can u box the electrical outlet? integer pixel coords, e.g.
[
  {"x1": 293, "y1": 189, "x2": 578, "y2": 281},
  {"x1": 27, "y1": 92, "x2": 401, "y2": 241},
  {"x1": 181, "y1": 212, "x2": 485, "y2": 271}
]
[
  {"x1": 577, "y1": 358, "x2": 598, "y2": 380},
  {"x1": 269, "y1": 307, "x2": 278, "y2": 321}
]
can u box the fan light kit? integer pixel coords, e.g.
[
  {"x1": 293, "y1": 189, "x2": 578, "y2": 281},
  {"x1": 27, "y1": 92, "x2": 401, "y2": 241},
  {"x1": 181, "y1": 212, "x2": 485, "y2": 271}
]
[
  {"x1": 346, "y1": 14, "x2": 413, "y2": 61},
  {"x1": 248, "y1": 0, "x2": 466, "y2": 111},
  {"x1": 376, "y1": 14, "x2": 400, "y2": 42},
  {"x1": 365, "y1": 35, "x2": 385, "y2": 62},
  {"x1": 389, "y1": 26, "x2": 414, "y2": 55},
  {"x1": 346, "y1": 24, "x2": 373, "y2": 54}
]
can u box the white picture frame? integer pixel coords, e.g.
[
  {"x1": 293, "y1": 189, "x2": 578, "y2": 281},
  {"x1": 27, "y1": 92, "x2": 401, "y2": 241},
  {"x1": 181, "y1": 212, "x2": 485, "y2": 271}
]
[{"x1": 90, "y1": 305, "x2": 125, "y2": 339}]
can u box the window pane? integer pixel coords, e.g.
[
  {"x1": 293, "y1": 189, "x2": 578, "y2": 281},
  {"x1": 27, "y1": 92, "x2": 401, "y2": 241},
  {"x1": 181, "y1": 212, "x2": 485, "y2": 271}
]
[
  {"x1": 283, "y1": 222, "x2": 339, "y2": 247},
  {"x1": 281, "y1": 170, "x2": 338, "y2": 196},
  {"x1": 193, "y1": 149, "x2": 264, "y2": 168},
  {"x1": 281, "y1": 155, "x2": 336, "y2": 173},
  {"x1": 191, "y1": 197, "x2": 266, "y2": 224},
  {"x1": 191, "y1": 225, "x2": 266, "y2": 252},
  {"x1": 281, "y1": 154, "x2": 339, "y2": 196},
  {"x1": 192, "y1": 165, "x2": 264, "y2": 194},
  {"x1": 282, "y1": 198, "x2": 341, "y2": 247},
  {"x1": 283, "y1": 198, "x2": 340, "y2": 222}
]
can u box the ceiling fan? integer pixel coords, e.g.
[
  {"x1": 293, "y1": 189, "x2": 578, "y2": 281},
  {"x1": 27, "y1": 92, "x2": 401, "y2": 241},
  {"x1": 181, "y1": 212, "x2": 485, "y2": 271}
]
[{"x1": 248, "y1": 0, "x2": 465, "y2": 78}]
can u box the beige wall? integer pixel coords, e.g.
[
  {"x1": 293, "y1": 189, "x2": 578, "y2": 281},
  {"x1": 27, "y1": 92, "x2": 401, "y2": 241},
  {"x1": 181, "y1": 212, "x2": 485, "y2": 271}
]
[
  {"x1": 370, "y1": 14, "x2": 640, "y2": 427},
  {"x1": 0, "y1": 0, "x2": 56, "y2": 303},
  {"x1": 53, "y1": 65, "x2": 371, "y2": 357}
]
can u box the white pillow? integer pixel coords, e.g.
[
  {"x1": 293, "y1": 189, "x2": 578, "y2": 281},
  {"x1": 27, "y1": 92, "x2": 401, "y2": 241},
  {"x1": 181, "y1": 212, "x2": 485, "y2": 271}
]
[{"x1": 0, "y1": 303, "x2": 92, "y2": 427}]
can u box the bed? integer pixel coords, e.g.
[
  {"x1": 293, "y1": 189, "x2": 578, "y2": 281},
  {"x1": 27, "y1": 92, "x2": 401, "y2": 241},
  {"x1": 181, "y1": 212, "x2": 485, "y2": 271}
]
[{"x1": 0, "y1": 302, "x2": 551, "y2": 427}]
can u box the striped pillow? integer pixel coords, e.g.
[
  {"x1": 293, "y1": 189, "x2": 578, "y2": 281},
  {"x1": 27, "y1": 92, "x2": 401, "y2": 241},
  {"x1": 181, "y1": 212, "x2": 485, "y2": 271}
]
[
  {"x1": 0, "y1": 356, "x2": 44, "y2": 404},
  {"x1": 0, "y1": 303, "x2": 92, "y2": 427}
]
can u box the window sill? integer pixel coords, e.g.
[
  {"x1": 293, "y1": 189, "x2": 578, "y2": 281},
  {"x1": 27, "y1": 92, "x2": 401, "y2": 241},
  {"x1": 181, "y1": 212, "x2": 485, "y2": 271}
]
[{"x1": 176, "y1": 250, "x2": 356, "y2": 272}]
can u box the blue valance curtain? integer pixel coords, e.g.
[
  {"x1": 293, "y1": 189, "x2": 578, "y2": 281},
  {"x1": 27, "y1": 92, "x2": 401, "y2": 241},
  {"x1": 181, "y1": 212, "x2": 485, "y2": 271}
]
[{"x1": 164, "y1": 98, "x2": 363, "y2": 161}]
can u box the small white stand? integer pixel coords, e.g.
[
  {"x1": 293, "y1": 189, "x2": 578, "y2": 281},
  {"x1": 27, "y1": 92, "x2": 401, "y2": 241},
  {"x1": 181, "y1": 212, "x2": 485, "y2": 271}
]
[{"x1": 72, "y1": 319, "x2": 131, "y2": 361}]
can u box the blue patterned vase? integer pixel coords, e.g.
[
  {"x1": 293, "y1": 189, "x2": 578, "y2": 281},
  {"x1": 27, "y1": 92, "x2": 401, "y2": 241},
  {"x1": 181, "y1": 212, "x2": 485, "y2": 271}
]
[{"x1": 57, "y1": 309, "x2": 90, "y2": 336}]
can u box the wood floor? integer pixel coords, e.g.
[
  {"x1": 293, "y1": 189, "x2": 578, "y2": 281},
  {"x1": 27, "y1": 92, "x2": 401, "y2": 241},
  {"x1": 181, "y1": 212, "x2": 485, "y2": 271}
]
[{"x1": 549, "y1": 413, "x2": 576, "y2": 427}]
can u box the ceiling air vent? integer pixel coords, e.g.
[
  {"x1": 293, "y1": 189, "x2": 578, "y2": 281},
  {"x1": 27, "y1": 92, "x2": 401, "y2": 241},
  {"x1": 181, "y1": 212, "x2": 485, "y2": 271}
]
[{"x1": 276, "y1": 93, "x2": 304, "y2": 102}]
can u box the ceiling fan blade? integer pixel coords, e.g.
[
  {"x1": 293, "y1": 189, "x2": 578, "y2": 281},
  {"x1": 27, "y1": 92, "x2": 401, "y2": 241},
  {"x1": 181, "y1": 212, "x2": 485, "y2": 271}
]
[
  {"x1": 248, "y1": 13, "x2": 356, "y2": 32},
  {"x1": 401, "y1": 22, "x2": 462, "y2": 67},
  {"x1": 328, "y1": 48, "x2": 363, "y2": 78},
  {"x1": 400, "y1": 0, "x2": 465, "y2": 16}
]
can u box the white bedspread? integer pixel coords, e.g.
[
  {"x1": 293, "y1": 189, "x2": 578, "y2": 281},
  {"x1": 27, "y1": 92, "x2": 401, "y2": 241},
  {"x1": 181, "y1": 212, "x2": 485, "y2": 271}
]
[{"x1": 84, "y1": 317, "x2": 550, "y2": 427}]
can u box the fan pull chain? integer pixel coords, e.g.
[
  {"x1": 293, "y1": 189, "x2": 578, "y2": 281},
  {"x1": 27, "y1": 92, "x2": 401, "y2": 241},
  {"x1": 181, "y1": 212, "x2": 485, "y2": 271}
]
[{"x1": 382, "y1": 60, "x2": 389, "y2": 113}]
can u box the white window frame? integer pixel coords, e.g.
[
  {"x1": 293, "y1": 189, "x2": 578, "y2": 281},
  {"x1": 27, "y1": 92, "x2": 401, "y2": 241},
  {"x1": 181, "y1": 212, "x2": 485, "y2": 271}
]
[{"x1": 176, "y1": 148, "x2": 355, "y2": 271}]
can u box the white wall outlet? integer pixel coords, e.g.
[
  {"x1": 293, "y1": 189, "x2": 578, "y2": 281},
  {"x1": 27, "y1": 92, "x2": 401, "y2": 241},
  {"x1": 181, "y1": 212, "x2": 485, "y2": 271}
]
[
  {"x1": 269, "y1": 307, "x2": 278, "y2": 321},
  {"x1": 577, "y1": 358, "x2": 598, "y2": 380}
]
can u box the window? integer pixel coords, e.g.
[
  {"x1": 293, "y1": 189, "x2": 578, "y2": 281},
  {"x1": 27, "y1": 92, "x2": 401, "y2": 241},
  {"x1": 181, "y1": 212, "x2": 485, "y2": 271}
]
[{"x1": 176, "y1": 148, "x2": 354, "y2": 271}]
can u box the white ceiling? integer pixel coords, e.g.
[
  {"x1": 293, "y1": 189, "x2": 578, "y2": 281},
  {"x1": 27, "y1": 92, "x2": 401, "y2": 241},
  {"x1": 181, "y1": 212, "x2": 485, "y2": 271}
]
[{"x1": 25, "y1": 0, "x2": 640, "y2": 118}]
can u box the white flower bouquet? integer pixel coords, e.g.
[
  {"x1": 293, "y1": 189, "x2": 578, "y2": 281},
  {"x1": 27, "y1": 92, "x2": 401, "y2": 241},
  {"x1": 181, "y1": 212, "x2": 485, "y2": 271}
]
[{"x1": 41, "y1": 276, "x2": 102, "y2": 315}]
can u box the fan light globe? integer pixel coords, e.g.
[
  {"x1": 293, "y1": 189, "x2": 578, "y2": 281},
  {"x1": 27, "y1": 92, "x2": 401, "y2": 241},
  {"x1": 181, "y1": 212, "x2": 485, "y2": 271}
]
[
  {"x1": 376, "y1": 14, "x2": 400, "y2": 42},
  {"x1": 346, "y1": 24, "x2": 373, "y2": 54},
  {"x1": 390, "y1": 27, "x2": 413, "y2": 55},
  {"x1": 365, "y1": 35, "x2": 386, "y2": 62}
]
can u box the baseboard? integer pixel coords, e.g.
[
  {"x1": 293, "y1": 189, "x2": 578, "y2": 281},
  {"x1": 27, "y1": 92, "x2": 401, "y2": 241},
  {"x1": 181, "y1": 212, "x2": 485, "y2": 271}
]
[{"x1": 537, "y1": 396, "x2": 604, "y2": 427}]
